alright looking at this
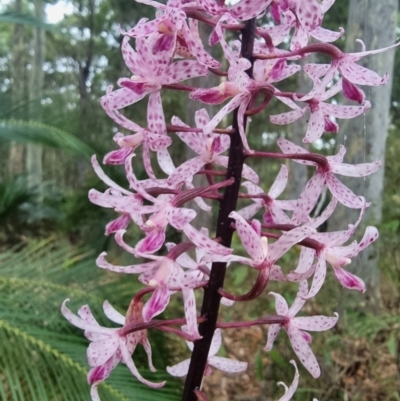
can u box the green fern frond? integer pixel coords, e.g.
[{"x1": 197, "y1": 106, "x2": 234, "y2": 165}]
[
  {"x1": 0, "y1": 120, "x2": 93, "y2": 157},
  {"x1": 0, "y1": 238, "x2": 181, "y2": 400},
  {"x1": 0, "y1": 11, "x2": 60, "y2": 31}
]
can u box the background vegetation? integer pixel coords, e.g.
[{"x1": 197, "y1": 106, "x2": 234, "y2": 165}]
[{"x1": 0, "y1": 0, "x2": 399, "y2": 400}]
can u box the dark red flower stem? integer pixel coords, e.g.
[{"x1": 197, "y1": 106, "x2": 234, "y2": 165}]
[
  {"x1": 181, "y1": 18, "x2": 257, "y2": 401},
  {"x1": 216, "y1": 315, "x2": 286, "y2": 328},
  {"x1": 244, "y1": 150, "x2": 330, "y2": 170}
]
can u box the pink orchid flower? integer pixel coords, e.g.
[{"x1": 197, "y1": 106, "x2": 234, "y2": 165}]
[
  {"x1": 265, "y1": 281, "x2": 338, "y2": 378},
  {"x1": 288, "y1": 198, "x2": 379, "y2": 298},
  {"x1": 167, "y1": 233, "x2": 235, "y2": 306},
  {"x1": 167, "y1": 328, "x2": 247, "y2": 377},
  {"x1": 271, "y1": 80, "x2": 371, "y2": 143},
  {"x1": 167, "y1": 108, "x2": 259, "y2": 185},
  {"x1": 190, "y1": 17, "x2": 275, "y2": 152},
  {"x1": 203, "y1": 212, "x2": 316, "y2": 286},
  {"x1": 122, "y1": 0, "x2": 220, "y2": 68},
  {"x1": 103, "y1": 91, "x2": 172, "y2": 178},
  {"x1": 260, "y1": 5, "x2": 343, "y2": 51},
  {"x1": 96, "y1": 248, "x2": 203, "y2": 338},
  {"x1": 238, "y1": 165, "x2": 296, "y2": 224},
  {"x1": 100, "y1": 34, "x2": 208, "y2": 130},
  {"x1": 299, "y1": 40, "x2": 400, "y2": 104},
  {"x1": 61, "y1": 298, "x2": 164, "y2": 401},
  {"x1": 277, "y1": 138, "x2": 380, "y2": 224}
]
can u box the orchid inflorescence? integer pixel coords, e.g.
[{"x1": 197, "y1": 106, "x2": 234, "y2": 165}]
[{"x1": 61, "y1": 0, "x2": 397, "y2": 399}]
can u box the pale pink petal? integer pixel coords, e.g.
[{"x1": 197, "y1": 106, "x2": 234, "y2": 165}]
[
  {"x1": 305, "y1": 255, "x2": 327, "y2": 299},
  {"x1": 145, "y1": 132, "x2": 171, "y2": 151},
  {"x1": 122, "y1": 17, "x2": 161, "y2": 38},
  {"x1": 204, "y1": 93, "x2": 249, "y2": 136},
  {"x1": 310, "y1": 197, "x2": 338, "y2": 229},
  {"x1": 143, "y1": 286, "x2": 170, "y2": 321},
  {"x1": 295, "y1": 0, "x2": 322, "y2": 30},
  {"x1": 326, "y1": 174, "x2": 365, "y2": 208},
  {"x1": 194, "y1": 108, "x2": 210, "y2": 128},
  {"x1": 147, "y1": 91, "x2": 167, "y2": 134},
  {"x1": 339, "y1": 61, "x2": 388, "y2": 86},
  {"x1": 303, "y1": 106, "x2": 325, "y2": 143},
  {"x1": 332, "y1": 266, "x2": 366, "y2": 292},
  {"x1": 142, "y1": 141, "x2": 156, "y2": 180},
  {"x1": 209, "y1": 328, "x2": 222, "y2": 356},
  {"x1": 91, "y1": 155, "x2": 131, "y2": 195},
  {"x1": 303, "y1": 63, "x2": 331, "y2": 81},
  {"x1": 78, "y1": 305, "x2": 99, "y2": 326},
  {"x1": 167, "y1": 157, "x2": 205, "y2": 185},
  {"x1": 289, "y1": 281, "x2": 308, "y2": 316},
  {"x1": 264, "y1": 323, "x2": 281, "y2": 351},
  {"x1": 102, "y1": 301, "x2": 125, "y2": 325},
  {"x1": 269, "y1": 264, "x2": 286, "y2": 282},
  {"x1": 287, "y1": 325, "x2": 320, "y2": 378},
  {"x1": 173, "y1": 115, "x2": 204, "y2": 155},
  {"x1": 208, "y1": 356, "x2": 248, "y2": 373},
  {"x1": 237, "y1": 201, "x2": 263, "y2": 220},
  {"x1": 330, "y1": 160, "x2": 381, "y2": 177},
  {"x1": 201, "y1": 253, "x2": 254, "y2": 267},
  {"x1": 237, "y1": 95, "x2": 252, "y2": 152},
  {"x1": 268, "y1": 203, "x2": 293, "y2": 224},
  {"x1": 269, "y1": 165, "x2": 289, "y2": 198},
  {"x1": 299, "y1": 65, "x2": 337, "y2": 102},
  {"x1": 311, "y1": 26, "x2": 344, "y2": 43},
  {"x1": 257, "y1": 17, "x2": 292, "y2": 45},
  {"x1": 87, "y1": 338, "x2": 119, "y2": 367},
  {"x1": 276, "y1": 138, "x2": 316, "y2": 166},
  {"x1": 120, "y1": 338, "x2": 166, "y2": 388},
  {"x1": 291, "y1": 24, "x2": 309, "y2": 51},
  {"x1": 230, "y1": 0, "x2": 272, "y2": 20},
  {"x1": 90, "y1": 385, "x2": 101, "y2": 401},
  {"x1": 163, "y1": 60, "x2": 209, "y2": 85},
  {"x1": 61, "y1": 300, "x2": 112, "y2": 334},
  {"x1": 183, "y1": 224, "x2": 232, "y2": 255},
  {"x1": 165, "y1": 207, "x2": 196, "y2": 229},
  {"x1": 321, "y1": 0, "x2": 335, "y2": 12},
  {"x1": 335, "y1": 226, "x2": 379, "y2": 258},
  {"x1": 96, "y1": 251, "x2": 155, "y2": 274},
  {"x1": 167, "y1": 359, "x2": 191, "y2": 377},
  {"x1": 221, "y1": 297, "x2": 235, "y2": 306},
  {"x1": 229, "y1": 211, "x2": 265, "y2": 265},
  {"x1": 277, "y1": 360, "x2": 299, "y2": 401},
  {"x1": 182, "y1": 289, "x2": 200, "y2": 339},
  {"x1": 270, "y1": 108, "x2": 304, "y2": 125},
  {"x1": 157, "y1": 148, "x2": 176, "y2": 175},
  {"x1": 175, "y1": 252, "x2": 197, "y2": 269},
  {"x1": 287, "y1": 248, "x2": 315, "y2": 281},
  {"x1": 269, "y1": 292, "x2": 289, "y2": 315},
  {"x1": 292, "y1": 171, "x2": 326, "y2": 224},
  {"x1": 322, "y1": 102, "x2": 370, "y2": 120},
  {"x1": 140, "y1": 337, "x2": 157, "y2": 372},
  {"x1": 269, "y1": 226, "x2": 316, "y2": 263},
  {"x1": 294, "y1": 313, "x2": 338, "y2": 332},
  {"x1": 183, "y1": 20, "x2": 221, "y2": 68}
]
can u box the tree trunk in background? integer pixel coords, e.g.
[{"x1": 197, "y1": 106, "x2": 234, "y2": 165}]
[
  {"x1": 27, "y1": 0, "x2": 45, "y2": 189},
  {"x1": 328, "y1": 0, "x2": 397, "y2": 311},
  {"x1": 184, "y1": 23, "x2": 219, "y2": 231},
  {"x1": 76, "y1": 0, "x2": 95, "y2": 188},
  {"x1": 8, "y1": 0, "x2": 26, "y2": 177}
]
